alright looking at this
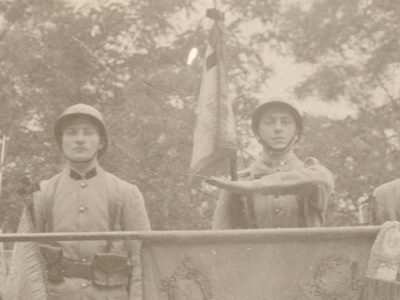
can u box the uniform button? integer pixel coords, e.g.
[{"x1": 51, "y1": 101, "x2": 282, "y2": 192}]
[
  {"x1": 275, "y1": 208, "x2": 281, "y2": 213},
  {"x1": 80, "y1": 182, "x2": 87, "y2": 188},
  {"x1": 80, "y1": 282, "x2": 89, "y2": 288},
  {"x1": 79, "y1": 206, "x2": 87, "y2": 213},
  {"x1": 81, "y1": 258, "x2": 88, "y2": 263}
]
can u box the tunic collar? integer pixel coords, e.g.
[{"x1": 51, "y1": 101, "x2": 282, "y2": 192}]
[
  {"x1": 261, "y1": 150, "x2": 295, "y2": 169},
  {"x1": 250, "y1": 150, "x2": 303, "y2": 178},
  {"x1": 69, "y1": 167, "x2": 97, "y2": 180}
]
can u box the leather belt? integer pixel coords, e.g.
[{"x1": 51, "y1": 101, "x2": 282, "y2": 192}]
[{"x1": 62, "y1": 259, "x2": 93, "y2": 280}]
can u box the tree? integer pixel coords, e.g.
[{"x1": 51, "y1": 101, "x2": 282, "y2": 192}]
[
  {"x1": 1, "y1": 0, "x2": 399, "y2": 230},
  {"x1": 0, "y1": 0, "x2": 276, "y2": 230}
]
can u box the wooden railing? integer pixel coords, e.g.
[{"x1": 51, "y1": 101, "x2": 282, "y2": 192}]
[{"x1": 0, "y1": 225, "x2": 380, "y2": 242}]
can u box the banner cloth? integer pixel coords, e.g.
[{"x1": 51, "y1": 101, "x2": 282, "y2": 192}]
[{"x1": 142, "y1": 227, "x2": 377, "y2": 300}]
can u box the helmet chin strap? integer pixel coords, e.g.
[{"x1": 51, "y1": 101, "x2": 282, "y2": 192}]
[
  {"x1": 62, "y1": 140, "x2": 104, "y2": 165},
  {"x1": 63, "y1": 147, "x2": 101, "y2": 165},
  {"x1": 257, "y1": 132, "x2": 299, "y2": 157},
  {"x1": 65, "y1": 152, "x2": 98, "y2": 165}
]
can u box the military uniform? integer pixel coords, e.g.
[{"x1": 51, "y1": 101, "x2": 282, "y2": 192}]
[
  {"x1": 212, "y1": 152, "x2": 334, "y2": 229},
  {"x1": 34, "y1": 165, "x2": 150, "y2": 300},
  {"x1": 28, "y1": 103, "x2": 151, "y2": 300},
  {"x1": 371, "y1": 179, "x2": 400, "y2": 224}
]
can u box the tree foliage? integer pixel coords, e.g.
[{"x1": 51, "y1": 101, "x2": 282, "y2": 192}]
[{"x1": 0, "y1": 0, "x2": 399, "y2": 230}]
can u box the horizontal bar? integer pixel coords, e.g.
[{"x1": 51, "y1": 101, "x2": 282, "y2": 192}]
[{"x1": 0, "y1": 226, "x2": 380, "y2": 243}]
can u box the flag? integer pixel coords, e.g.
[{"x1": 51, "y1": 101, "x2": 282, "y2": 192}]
[
  {"x1": 4, "y1": 206, "x2": 47, "y2": 300},
  {"x1": 189, "y1": 9, "x2": 238, "y2": 183},
  {"x1": 142, "y1": 228, "x2": 370, "y2": 299},
  {"x1": 361, "y1": 221, "x2": 400, "y2": 299}
]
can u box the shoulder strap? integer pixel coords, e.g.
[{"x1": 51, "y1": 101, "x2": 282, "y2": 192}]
[
  {"x1": 41, "y1": 173, "x2": 62, "y2": 233},
  {"x1": 105, "y1": 173, "x2": 122, "y2": 231},
  {"x1": 104, "y1": 173, "x2": 125, "y2": 254}
]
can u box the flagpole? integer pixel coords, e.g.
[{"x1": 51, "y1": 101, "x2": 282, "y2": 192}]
[
  {"x1": 0, "y1": 135, "x2": 7, "y2": 199},
  {"x1": 216, "y1": 1, "x2": 240, "y2": 225},
  {"x1": 230, "y1": 148, "x2": 238, "y2": 181},
  {"x1": 0, "y1": 121, "x2": 15, "y2": 201}
]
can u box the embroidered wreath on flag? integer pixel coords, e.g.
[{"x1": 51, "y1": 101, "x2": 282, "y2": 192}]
[
  {"x1": 160, "y1": 257, "x2": 212, "y2": 300},
  {"x1": 299, "y1": 255, "x2": 363, "y2": 300}
]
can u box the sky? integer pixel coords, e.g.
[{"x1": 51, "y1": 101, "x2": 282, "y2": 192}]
[
  {"x1": 259, "y1": 49, "x2": 357, "y2": 119},
  {"x1": 66, "y1": 0, "x2": 358, "y2": 119}
]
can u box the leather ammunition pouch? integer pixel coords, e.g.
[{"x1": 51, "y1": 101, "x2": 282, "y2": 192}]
[
  {"x1": 40, "y1": 245, "x2": 130, "y2": 287},
  {"x1": 40, "y1": 244, "x2": 64, "y2": 282},
  {"x1": 93, "y1": 253, "x2": 130, "y2": 287},
  {"x1": 63, "y1": 259, "x2": 92, "y2": 280}
]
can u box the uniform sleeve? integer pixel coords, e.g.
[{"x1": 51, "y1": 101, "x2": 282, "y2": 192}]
[
  {"x1": 300, "y1": 176, "x2": 331, "y2": 227},
  {"x1": 274, "y1": 161, "x2": 333, "y2": 227},
  {"x1": 122, "y1": 184, "x2": 151, "y2": 300},
  {"x1": 206, "y1": 159, "x2": 334, "y2": 197},
  {"x1": 299, "y1": 159, "x2": 334, "y2": 218}
]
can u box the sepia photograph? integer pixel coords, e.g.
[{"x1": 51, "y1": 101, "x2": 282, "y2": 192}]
[{"x1": 0, "y1": 0, "x2": 398, "y2": 299}]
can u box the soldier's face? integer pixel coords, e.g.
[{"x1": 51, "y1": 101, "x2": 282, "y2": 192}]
[
  {"x1": 61, "y1": 117, "x2": 103, "y2": 162},
  {"x1": 257, "y1": 107, "x2": 297, "y2": 150}
]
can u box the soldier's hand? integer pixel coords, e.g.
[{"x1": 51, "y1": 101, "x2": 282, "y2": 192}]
[{"x1": 204, "y1": 177, "x2": 256, "y2": 193}]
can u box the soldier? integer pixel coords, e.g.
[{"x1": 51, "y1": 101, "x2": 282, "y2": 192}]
[
  {"x1": 206, "y1": 99, "x2": 334, "y2": 229},
  {"x1": 370, "y1": 178, "x2": 400, "y2": 224},
  {"x1": 33, "y1": 103, "x2": 151, "y2": 300}
]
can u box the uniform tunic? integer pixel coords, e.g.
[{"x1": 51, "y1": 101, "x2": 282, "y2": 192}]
[
  {"x1": 33, "y1": 165, "x2": 151, "y2": 300},
  {"x1": 372, "y1": 178, "x2": 400, "y2": 224},
  {"x1": 213, "y1": 152, "x2": 334, "y2": 229}
]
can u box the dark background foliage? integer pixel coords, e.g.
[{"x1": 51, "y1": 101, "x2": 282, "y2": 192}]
[{"x1": 0, "y1": 0, "x2": 399, "y2": 230}]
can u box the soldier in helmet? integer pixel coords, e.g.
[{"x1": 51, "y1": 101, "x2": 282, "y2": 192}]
[
  {"x1": 207, "y1": 99, "x2": 334, "y2": 229},
  {"x1": 33, "y1": 103, "x2": 151, "y2": 300}
]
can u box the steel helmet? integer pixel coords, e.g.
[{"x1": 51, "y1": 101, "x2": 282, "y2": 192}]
[
  {"x1": 54, "y1": 103, "x2": 108, "y2": 156},
  {"x1": 251, "y1": 99, "x2": 303, "y2": 136}
]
